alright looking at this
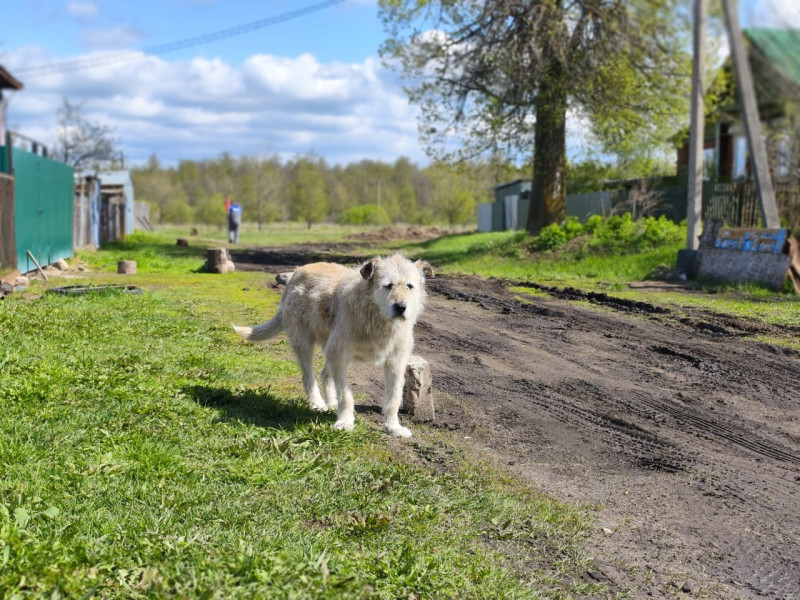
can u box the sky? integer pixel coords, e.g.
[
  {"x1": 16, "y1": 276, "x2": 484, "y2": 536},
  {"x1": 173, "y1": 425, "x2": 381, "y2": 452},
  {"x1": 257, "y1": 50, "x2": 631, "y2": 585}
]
[{"x1": 1, "y1": 0, "x2": 800, "y2": 169}]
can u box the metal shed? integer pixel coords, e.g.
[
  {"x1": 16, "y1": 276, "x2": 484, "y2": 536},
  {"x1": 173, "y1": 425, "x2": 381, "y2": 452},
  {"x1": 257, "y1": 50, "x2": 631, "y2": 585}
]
[{"x1": 97, "y1": 170, "x2": 136, "y2": 237}]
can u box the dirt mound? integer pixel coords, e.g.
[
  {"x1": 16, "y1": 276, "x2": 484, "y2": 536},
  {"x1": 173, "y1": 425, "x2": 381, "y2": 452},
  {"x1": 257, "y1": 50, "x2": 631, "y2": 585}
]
[{"x1": 348, "y1": 226, "x2": 446, "y2": 243}]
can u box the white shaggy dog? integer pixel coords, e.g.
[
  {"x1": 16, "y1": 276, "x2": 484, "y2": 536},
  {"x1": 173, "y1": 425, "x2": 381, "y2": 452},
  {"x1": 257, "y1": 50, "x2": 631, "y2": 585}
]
[{"x1": 233, "y1": 254, "x2": 433, "y2": 437}]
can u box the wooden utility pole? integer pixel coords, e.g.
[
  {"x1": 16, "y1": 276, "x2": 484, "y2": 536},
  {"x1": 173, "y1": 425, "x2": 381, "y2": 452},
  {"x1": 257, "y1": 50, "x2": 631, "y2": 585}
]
[
  {"x1": 721, "y1": 0, "x2": 780, "y2": 227},
  {"x1": 686, "y1": 0, "x2": 707, "y2": 251}
]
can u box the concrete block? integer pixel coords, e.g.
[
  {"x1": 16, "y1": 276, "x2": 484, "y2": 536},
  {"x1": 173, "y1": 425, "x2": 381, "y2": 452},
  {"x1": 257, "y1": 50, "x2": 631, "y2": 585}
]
[
  {"x1": 696, "y1": 248, "x2": 790, "y2": 291},
  {"x1": 402, "y1": 355, "x2": 435, "y2": 422},
  {"x1": 117, "y1": 260, "x2": 137, "y2": 274}
]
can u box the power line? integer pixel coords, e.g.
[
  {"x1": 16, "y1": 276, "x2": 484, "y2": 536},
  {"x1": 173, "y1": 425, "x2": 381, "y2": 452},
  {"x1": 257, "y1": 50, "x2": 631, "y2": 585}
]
[{"x1": 14, "y1": 0, "x2": 347, "y2": 78}]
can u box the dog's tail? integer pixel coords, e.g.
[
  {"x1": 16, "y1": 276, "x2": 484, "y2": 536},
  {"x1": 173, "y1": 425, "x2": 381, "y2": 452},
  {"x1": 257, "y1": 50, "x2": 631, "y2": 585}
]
[{"x1": 232, "y1": 313, "x2": 283, "y2": 342}]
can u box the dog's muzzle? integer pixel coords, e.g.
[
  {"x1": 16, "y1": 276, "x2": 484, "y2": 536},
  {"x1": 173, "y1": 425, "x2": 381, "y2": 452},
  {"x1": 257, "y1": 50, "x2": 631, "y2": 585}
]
[{"x1": 392, "y1": 302, "x2": 407, "y2": 319}]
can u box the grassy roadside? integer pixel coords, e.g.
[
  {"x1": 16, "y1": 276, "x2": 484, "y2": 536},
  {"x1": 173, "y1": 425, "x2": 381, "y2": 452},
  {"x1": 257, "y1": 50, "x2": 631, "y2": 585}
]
[{"x1": 1, "y1": 254, "x2": 602, "y2": 598}]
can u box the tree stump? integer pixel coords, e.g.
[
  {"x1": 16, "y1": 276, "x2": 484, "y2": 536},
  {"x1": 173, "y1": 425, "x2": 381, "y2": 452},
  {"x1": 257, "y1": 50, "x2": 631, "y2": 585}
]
[
  {"x1": 402, "y1": 355, "x2": 435, "y2": 422},
  {"x1": 117, "y1": 260, "x2": 137, "y2": 274},
  {"x1": 206, "y1": 248, "x2": 230, "y2": 273}
]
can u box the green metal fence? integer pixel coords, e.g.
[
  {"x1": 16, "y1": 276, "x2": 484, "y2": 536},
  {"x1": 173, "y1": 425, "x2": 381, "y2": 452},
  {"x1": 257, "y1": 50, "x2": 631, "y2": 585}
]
[{"x1": 1, "y1": 146, "x2": 75, "y2": 273}]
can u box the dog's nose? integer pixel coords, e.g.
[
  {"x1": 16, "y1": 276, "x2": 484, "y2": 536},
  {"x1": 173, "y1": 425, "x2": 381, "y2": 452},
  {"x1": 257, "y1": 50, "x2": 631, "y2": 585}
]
[{"x1": 393, "y1": 302, "x2": 407, "y2": 317}]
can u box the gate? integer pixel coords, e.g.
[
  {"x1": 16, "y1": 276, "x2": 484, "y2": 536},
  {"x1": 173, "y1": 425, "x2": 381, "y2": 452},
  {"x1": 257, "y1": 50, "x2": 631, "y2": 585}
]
[{"x1": 4, "y1": 147, "x2": 74, "y2": 272}]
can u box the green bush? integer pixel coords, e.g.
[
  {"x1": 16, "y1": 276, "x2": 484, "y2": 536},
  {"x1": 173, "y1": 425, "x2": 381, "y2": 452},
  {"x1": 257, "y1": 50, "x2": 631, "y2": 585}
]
[
  {"x1": 563, "y1": 216, "x2": 585, "y2": 240},
  {"x1": 588, "y1": 213, "x2": 682, "y2": 253},
  {"x1": 533, "y1": 223, "x2": 568, "y2": 251},
  {"x1": 584, "y1": 214, "x2": 604, "y2": 234},
  {"x1": 337, "y1": 204, "x2": 390, "y2": 226}
]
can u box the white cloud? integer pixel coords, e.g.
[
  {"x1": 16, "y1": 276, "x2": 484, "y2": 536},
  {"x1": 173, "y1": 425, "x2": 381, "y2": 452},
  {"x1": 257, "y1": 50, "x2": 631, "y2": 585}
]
[
  {"x1": 67, "y1": 1, "x2": 98, "y2": 21},
  {"x1": 3, "y1": 48, "x2": 424, "y2": 167}
]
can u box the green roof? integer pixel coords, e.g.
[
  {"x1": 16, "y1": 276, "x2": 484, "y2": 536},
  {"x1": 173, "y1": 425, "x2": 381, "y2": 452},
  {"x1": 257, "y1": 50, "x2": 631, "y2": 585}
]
[{"x1": 746, "y1": 28, "x2": 800, "y2": 88}]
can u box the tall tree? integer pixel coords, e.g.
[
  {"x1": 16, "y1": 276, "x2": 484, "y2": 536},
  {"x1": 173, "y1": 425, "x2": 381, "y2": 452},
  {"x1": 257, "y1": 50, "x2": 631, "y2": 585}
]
[
  {"x1": 379, "y1": 0, "x2": 690, "y2": 234},
  {"x1": 287, "y1": 157, "x2": 329, "y2": 229},
  {"x1": 53, "y1": 98, "x2": 121, "y2": 170}
]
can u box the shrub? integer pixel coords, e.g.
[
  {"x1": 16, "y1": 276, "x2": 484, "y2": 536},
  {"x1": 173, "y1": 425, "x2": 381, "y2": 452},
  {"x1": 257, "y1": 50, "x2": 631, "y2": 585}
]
[
  {"x1": 584, "y1": 214, "x2": 604, "y2": 234},
  {"x1": 563, "y1": 216, "x2": 585, "y2": 240},
  {"x1": 337, "y1": 204, "x2": 390, "y2": 226},
  {"x1": 588, "y1": 213, "x2": 682, "y2": 253},
  {"x1": 534, "y1": 223, "x2": 567, "y2": 251}
]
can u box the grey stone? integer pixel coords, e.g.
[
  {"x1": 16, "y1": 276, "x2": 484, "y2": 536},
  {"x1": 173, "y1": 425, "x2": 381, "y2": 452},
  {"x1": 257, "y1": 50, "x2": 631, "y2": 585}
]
[
  {"x1": 117, "y1": 260, "x2": 137, "y2": 274},
  {"x1": 696, "y1": 248, "x2": 790, "y2": 291},
  {"x1": 402, "y1": 355, "x2": 435, "y2": 422}
]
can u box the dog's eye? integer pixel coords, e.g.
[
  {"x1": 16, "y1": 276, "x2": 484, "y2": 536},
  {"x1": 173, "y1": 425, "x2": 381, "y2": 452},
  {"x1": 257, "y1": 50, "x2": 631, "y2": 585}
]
[{"x1": 384, "y1": 283, "x2": 394, "y2": 290}]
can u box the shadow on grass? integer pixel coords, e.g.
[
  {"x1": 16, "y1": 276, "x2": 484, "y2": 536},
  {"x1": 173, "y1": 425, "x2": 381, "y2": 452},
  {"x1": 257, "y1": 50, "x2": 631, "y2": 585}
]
[
  {"x1": 185, "y1": 385, "x2": 335, "y2": 431},
  {"x1": 104, "y1": 238, "x2": 210, "y2": 261}
]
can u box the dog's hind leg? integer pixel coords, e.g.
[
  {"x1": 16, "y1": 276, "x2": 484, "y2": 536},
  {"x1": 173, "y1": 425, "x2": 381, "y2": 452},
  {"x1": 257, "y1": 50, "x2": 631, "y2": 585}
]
[
  {"x1": 382, "y1": 359, "x2": 412, "y2": 438},
  {"x1": 327, "y1": 357, "x2": 355, "y2": 431},
  {"x1": 320, "y1": 363, "x2": 338, "y2": 411},
  {"x1": 291, "y1": 335, "x2": 326, "y2": 411}
]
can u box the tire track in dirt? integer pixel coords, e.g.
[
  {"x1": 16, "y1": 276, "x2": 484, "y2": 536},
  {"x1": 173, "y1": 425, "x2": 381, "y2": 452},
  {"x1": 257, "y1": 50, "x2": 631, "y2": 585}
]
[{"x1": 417, "y1": 276, "x2": 800, "y2": 600}]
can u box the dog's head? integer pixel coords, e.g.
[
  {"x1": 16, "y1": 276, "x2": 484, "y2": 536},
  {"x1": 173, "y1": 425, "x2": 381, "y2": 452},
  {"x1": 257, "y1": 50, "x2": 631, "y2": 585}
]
[{"x1": 360, "y1": 254, "x2": 433, "y2": 322}]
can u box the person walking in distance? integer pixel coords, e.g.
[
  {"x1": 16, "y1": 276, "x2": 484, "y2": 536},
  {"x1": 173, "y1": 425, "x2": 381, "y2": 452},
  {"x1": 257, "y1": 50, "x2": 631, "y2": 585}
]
[{"x1": 228, "y1": 199, "x2": 242, "y2": 244}]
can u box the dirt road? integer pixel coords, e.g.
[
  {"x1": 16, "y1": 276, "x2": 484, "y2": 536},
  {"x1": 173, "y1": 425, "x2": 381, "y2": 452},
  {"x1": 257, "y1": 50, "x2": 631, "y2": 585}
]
[{"x1": 233, "y1": 247, "x2": 800, "y2": 599}]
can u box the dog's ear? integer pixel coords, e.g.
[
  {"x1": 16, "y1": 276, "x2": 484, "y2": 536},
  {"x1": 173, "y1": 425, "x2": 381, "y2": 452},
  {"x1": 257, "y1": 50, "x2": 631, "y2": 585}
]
[
  {"x1": 360, "y1": 258, "x2": 379, "y2": 280},
  {"x1": 415, "y1": 260, "x2": 433, "y2": 278}
]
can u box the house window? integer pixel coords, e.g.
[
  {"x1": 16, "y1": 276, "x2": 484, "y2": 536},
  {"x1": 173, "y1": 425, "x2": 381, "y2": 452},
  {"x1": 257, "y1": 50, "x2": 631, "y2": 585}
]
[{"x1": 732, "y1": 136, "x2": 748, "y2": 180}]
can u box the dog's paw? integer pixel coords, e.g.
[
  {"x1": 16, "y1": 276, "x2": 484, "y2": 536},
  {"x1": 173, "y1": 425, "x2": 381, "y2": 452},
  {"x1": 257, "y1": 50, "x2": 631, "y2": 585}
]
[
  {"x1": 334, "y1": 419, "x2": 355, "y2": 431},
  {"x1": 385, "y1": 424, "x2": 412, "y2": 438}
]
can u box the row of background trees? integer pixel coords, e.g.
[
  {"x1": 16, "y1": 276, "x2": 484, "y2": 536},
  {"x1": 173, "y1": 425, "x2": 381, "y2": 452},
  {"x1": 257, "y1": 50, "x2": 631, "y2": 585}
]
[
  {"x1": 132, "y1": 153, "x2": 527, "y2": 229},
  {"x1": 131, "y1": 151, "x2": 676, "y2": 229}
]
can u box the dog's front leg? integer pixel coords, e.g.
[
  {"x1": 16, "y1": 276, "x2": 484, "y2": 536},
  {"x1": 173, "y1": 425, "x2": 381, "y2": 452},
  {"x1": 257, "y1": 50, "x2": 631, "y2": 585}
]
[
  {"x1": 383, "y1": 359, "x2": 412, "y2": 438},
  {"x1": 320, "y1": 363, "x2": 338, "y2": 411}
]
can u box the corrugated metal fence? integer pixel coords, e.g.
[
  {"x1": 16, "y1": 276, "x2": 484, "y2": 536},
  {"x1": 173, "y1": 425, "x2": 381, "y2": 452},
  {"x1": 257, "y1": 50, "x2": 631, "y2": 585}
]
[
  {"x1": 566, "y1": 182, "x2": 799, "y2": 228},
  {"x1": 1, "y1": 146, "x2": 75, "y2": 272}
]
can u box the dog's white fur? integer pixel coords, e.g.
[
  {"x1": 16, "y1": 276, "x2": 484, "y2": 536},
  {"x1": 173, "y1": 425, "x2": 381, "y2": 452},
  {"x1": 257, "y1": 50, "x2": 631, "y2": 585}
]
[{"x1": 233, "y1": 254, "x2": 433, "y2": 437}]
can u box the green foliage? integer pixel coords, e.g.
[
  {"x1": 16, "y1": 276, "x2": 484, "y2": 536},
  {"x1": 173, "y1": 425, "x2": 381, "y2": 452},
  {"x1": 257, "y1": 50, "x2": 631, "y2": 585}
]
[
  {"x1": 533, "y1": 223, "x2": 568, "y2": 251},
  {"x1": 337, "y1": 204, "x2": 391, "y2": 226},
  {"x1": 587, "y1": 214, "x2": 684, "y2": 253},
  {"x1": 131, "y1": 153, "x2": 516, "y2": 229},
  {"x1": 584, "y1": 214, "x2": 605, "y2": 234},
  {"x1": 562, "y1": 216, "x2": 585, "y2": 240},
  {"x1": 566, "y1": 160, "x2": 620, "y2": 194},
  {"x1": 527, "y1": 214, "x2": 682, "y2": 254},
  {"x1": 287, "y1": 157, "x2": 329, "y2": 229},
  {"x1": 379, "y1": 0, "x2": 692, "y2": 234}
]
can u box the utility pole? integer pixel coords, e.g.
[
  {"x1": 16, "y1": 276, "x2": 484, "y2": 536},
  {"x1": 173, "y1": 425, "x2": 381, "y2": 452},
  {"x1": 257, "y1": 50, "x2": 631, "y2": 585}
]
[
  {"x1": 686, "y1": 0, "x2": 707, "y2": 251},
  {"x1": 721, "y1": 0, "x2": 780, "y2": 227}
]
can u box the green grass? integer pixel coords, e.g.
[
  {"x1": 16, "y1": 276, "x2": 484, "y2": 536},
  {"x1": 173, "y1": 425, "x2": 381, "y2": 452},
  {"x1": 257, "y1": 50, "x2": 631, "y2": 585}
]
[
  {"x1": 404, "y1": 230, "x2": 684, "y2": 283},
  {"x1": 0, "y1": 259, "x2": 601, "y2": 598},
  {"x1": 150, "y1": 223, "x2": 383, "y2": 250}
]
